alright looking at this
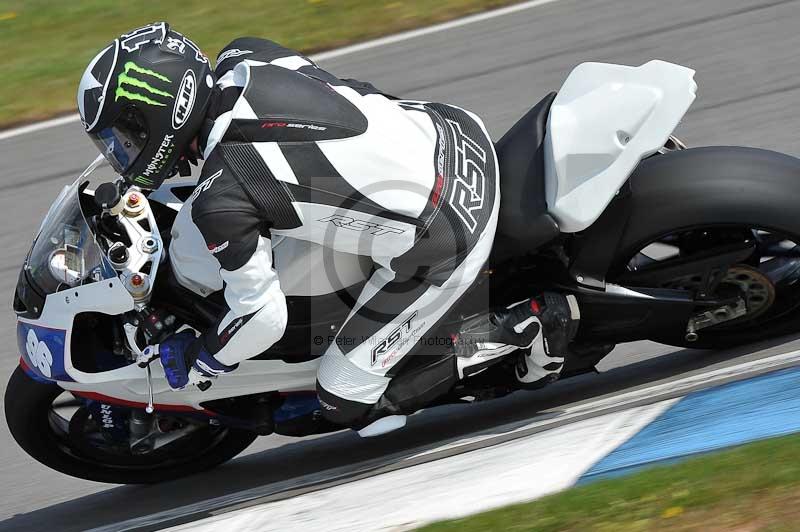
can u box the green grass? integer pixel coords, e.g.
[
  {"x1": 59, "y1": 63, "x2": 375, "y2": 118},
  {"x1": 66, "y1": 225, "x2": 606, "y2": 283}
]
[
  {"x1": 419, "y1": 432, "x2": 800, "y2": 532},
  {"x1": 0, "y1": 0, "x2": 520, "y2": 128}
]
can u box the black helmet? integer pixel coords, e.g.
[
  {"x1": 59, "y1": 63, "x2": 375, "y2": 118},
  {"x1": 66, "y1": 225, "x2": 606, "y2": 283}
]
[{"x1": 78, "y1": 22, "x2": 215, "y2": 189}]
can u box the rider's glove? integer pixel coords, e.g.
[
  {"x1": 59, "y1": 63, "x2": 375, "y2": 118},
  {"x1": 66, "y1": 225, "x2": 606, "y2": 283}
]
[
  {"x1": 153, "y1": 331, "x2": 238, "y2": 390},
  {"x1": 191, "y1": 348, "x2": 238, "y2": 380},
  {"x1": 154, "y1": 331, "x2": 196, "y2": 390}
]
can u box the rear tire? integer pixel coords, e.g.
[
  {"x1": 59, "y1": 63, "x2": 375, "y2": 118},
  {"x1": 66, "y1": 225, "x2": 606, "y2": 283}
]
[
  {"x1": 609, "y1": 147, "x2": 800, "y2": 349},
  {"x1": 5, "y1": 367, "x2": 257, "y2": 484}
]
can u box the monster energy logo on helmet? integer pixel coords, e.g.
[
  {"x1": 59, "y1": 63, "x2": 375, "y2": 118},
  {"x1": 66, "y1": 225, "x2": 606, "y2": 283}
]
[{"x1": 115, "y1": 62, "x2": 173, "y2": 107}]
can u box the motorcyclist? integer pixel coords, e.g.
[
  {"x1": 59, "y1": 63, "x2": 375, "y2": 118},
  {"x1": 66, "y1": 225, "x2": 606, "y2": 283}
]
[{"x1": 77, "y1": 22, "x2": 579, "y2": 435}]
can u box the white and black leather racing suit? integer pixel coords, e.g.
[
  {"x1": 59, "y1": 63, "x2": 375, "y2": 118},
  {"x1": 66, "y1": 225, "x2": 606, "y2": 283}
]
[{"x1": 169, "y1": 38, "x2": 504, "y2": 427}]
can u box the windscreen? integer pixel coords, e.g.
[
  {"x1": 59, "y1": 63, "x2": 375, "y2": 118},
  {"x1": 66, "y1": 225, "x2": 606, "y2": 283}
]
[{"x1": 26, "y1": 179, "x2": 116, "y2": 295}]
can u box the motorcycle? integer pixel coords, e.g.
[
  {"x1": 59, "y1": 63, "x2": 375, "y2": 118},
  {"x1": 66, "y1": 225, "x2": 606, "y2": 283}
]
[{"x1": 8, "y1": 60, "x2": 800, "y2": 483}]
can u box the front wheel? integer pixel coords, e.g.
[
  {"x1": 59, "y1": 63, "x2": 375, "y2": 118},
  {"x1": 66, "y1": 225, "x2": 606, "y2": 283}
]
[{"x1": 5, "y1": 367, "x2": 257, "y2": 484}]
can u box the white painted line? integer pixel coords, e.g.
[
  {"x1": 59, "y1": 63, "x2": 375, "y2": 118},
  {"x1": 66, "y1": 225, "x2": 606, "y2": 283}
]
[
  {"x1": 164, "y1": 402, "x2": 676, "y2": 532},
  {"x1": 0, "y1": 0, "x2": 563, "y2": 142},
  {"x1": 0, "y1": 114, "x2": 81, "y2": 141},
  {"x1": 312, "y1": 0, "x2": 563, "y2": 62}
]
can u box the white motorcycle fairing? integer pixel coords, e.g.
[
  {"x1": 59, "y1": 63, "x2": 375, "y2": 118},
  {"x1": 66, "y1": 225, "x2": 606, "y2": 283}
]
[{"x1": 544, "y1": 60, "x2": 698, "y2": 232}]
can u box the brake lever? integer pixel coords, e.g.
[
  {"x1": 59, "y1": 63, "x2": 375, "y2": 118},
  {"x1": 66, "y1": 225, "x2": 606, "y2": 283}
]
[
  {"x1": 144, "y1": 365, "x2": 155, "y2": 414},
  {"x1": 124, "y1": 322, "x2": 157, "y2": 367},
  {"x1": 125, "y1": 321, "x2": 213, "y2": 395},
  {"x1": 123, "y1": 322, "x2": 157, "y2": 413}
]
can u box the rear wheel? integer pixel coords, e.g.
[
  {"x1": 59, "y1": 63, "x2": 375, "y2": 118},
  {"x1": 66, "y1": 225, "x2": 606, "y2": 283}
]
[
  {"x1": 5, "y1": 367, "x2": 257, "y2": 484},
  {"x1": 614, "y1": 227, "x2": 800, "y2": 348},
  {"x1": 604, "y1": 147, "x2": 800, "y2": 349}
]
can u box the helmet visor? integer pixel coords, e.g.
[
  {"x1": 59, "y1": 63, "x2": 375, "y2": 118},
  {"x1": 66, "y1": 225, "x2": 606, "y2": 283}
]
[{"x1": 89, "y1": 107, "x2": 149, "y2": 174}]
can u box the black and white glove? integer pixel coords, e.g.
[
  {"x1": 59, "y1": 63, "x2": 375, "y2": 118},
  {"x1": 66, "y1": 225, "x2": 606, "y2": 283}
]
[{"x1": 141, "y1": 332, "x2": 237, "y2": 391}]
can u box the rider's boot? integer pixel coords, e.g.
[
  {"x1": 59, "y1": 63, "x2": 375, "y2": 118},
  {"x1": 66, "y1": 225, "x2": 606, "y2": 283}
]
[
  {"x1": 355, "y1": 293, "x2": 580, "y2": 438},
  {"x1": 453, "y1": 292, "x2": 580, "y2": 384},
  {"x1": 514, "y1": 292, "x2": 580, "y2": 389}
]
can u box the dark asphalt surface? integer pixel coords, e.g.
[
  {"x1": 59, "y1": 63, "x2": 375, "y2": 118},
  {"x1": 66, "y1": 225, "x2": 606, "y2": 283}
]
[{"x1": 2, "y1": 0, "x2": 800, "y2": 530}]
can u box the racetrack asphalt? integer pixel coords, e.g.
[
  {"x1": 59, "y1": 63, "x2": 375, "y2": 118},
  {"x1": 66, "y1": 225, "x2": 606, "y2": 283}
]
[{"x1": 2, "y1": 0, "x2": 800, "y2": 530}]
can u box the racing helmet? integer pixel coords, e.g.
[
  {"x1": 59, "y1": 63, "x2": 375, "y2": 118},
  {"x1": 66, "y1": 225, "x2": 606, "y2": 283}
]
[{"x1": 77, "y1": 22, "x2": 215, "y2": 189}]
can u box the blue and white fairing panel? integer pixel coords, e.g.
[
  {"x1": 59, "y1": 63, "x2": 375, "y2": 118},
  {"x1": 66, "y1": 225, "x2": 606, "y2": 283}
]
[
  {"x1": 17, "y1": 322, "x2": 69, "y2": 382},
  {"x1": 16, "y1": 277, "x2": 136, "y2": 384}
]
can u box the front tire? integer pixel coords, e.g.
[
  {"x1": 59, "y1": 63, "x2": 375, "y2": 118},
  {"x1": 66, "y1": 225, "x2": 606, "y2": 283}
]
[{"x1": 5, "y1": 367, "x2": 257, "y2": 484}]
